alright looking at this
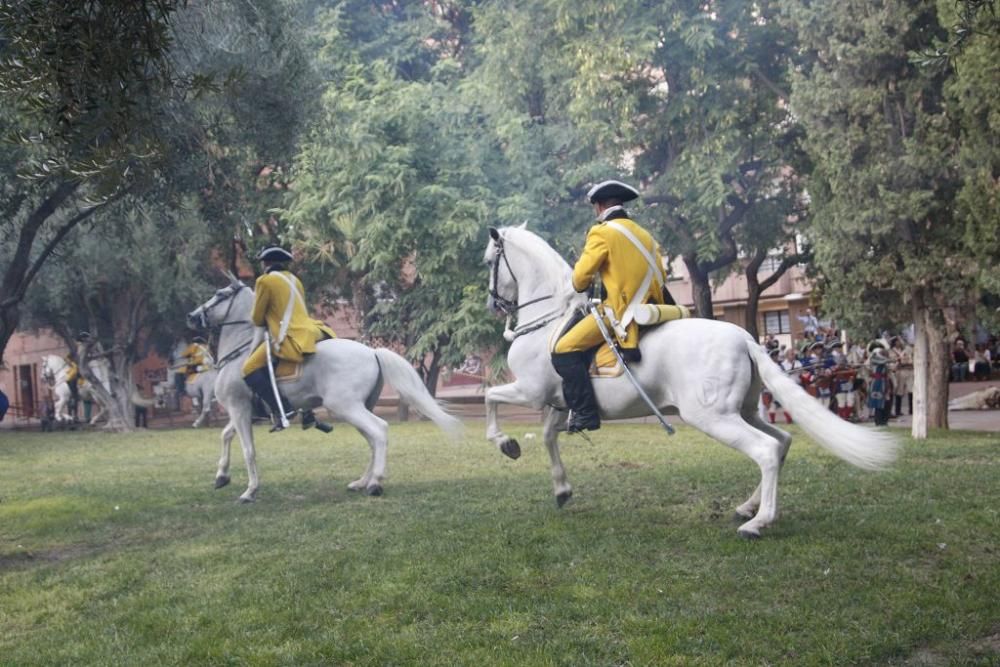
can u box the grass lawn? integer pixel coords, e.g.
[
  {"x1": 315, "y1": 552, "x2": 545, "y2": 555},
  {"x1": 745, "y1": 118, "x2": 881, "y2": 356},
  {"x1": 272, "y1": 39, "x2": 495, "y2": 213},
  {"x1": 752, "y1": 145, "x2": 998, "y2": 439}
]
[{"x1": 1, "y1": 421, "x2": 998, "y2": 666}]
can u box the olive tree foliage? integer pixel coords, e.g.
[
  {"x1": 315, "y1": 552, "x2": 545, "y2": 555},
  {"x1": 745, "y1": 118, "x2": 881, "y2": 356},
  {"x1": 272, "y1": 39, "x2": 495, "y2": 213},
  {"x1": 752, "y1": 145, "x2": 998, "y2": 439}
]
[
  {"x1": 0, "y1": 0, "x2": 186, "y2": 363},
  {"x1": 779, "y1": 0, "x2": 988, "y2": 436},
  {"x1": 22, "y1": 198, "x2": 216, "y2": 430},
  {"x1": 0, "y1": 0, "x2": 313, "y2": 368}
]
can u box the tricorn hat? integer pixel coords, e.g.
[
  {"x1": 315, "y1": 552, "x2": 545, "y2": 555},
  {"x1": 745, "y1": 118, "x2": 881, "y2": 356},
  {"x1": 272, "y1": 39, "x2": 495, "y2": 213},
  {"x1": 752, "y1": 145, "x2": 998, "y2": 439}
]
[
  {"x1": 256, "y1": 246, "x2": 294, "y2": 262},
  {"x1": 192, "y1": 336, "x2": 206, "y2": 344},
  {"x1": 75, "y1": 331, "x2": 91, "y2": 342},
  {"x1": 869, "y1": 349, "x2": 889, "y2": 365},
  {"x1": 825, "y1": 337, "x2": 843, "y2": 350},
  {"x1": 587, "y1": 180, "x2": 640, "y2": 204},
  {"x1": 809, "y1": 341, "x2": 825, "y2": 352},
  {"x1": 768, "y1": 347, "x2": 780, "y2": 359}
]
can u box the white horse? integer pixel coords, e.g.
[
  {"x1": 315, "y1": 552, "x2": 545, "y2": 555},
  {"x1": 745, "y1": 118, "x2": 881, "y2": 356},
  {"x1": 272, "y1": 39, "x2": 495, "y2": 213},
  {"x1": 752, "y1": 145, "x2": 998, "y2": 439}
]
[
  {"x1": 186, "y1": 278, "x2": 463, "y2": 502},
  {"x1": 40, "y1": 354, "x2": 110, "y2": 425},
  {"x1": 483, "y1": 225, "x2": 900, "y2": 538},
  {"x1": 183, "y1": 368, "x2": 219, "y2": 427}
]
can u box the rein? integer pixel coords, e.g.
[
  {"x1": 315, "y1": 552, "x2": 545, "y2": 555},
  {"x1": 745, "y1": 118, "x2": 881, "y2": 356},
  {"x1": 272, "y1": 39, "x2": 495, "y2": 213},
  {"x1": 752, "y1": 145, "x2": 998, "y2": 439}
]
[{"x1": 490, "y1": 232, "x2": 563, "y2": 341}]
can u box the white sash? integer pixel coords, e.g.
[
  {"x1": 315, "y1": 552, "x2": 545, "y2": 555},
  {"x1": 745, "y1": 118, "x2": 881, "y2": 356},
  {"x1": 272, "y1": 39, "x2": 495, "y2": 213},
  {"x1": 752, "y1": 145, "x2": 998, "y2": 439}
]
[
  {"x1": 604, "y1": 221, "x2": 665, "y2": 331},
  {"x1": 271, "y1": 272, "x2": 306, "y2": 351}
]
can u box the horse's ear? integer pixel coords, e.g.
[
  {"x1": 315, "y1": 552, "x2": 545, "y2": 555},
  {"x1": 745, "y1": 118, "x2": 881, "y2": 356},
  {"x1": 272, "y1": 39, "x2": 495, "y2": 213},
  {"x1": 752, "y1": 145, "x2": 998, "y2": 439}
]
[
  {"x1": 488, "y1": 227, "x2": 500, "y2": 241},
  {"x1": 517, "y1": 220, "x2": 528, "y2": 230}
]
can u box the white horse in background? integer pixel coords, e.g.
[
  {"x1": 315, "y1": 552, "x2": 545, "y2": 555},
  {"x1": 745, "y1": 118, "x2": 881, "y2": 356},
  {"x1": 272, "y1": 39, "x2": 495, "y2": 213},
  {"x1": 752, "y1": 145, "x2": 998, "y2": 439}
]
[
  {"x1": 186, "y1": 278, "x2": 463, "y2": 502},
  {"x1": 483, "y1": 225, "x2": 900, "y2": 539},
  {"x1": 41, "y1": 354, "x2": 111, "y2": 425},
  {"x1": 183, "y1": 368, "x2": 219, "y2": 428}
]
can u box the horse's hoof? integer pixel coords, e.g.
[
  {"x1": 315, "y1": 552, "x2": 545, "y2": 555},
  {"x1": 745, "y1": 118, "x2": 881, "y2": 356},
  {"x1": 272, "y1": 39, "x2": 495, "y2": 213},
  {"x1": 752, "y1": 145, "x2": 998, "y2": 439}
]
[
  {"x1": 737, "y1": 527, "x2": 761, "y2": 540},
  {"x1": 214, "y1": 476, "x2": 230, "y2": 489},
  {"x1": 732, "y1": 510, "x2": 756, "y2": 523},
  {"x1": 366, "y1": 484, "x2": 383, "y2": 497},
  {"x1": 500, "y1": 439, "x2": 521, "y2": 460},
  {"x1": 556, "y1": 491, "x2": 572, "y2": 508},
  {"x1": 237, "y1": 496, "x2": 255, "y2": 504}
]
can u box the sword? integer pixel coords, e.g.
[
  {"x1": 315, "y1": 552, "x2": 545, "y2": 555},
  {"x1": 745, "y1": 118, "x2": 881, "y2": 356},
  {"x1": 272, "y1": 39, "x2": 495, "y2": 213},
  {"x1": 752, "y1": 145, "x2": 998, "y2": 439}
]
[
  {"x1": 587, "y1": 301, "x2": 675, "y2": 436},
  {"x1": 264, "y1": 331, "x2": 291, "y2": 429}
]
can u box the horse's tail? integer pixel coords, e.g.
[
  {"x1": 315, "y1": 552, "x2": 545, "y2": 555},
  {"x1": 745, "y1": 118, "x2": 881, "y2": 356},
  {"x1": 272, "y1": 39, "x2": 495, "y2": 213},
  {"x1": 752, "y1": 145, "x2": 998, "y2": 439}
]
[
  {"x1": 748, "y1": 340, "x2": 900, "y2": 470},
  {"x1": 373, "y1": 349, "x2": 464, "y2": 439}
]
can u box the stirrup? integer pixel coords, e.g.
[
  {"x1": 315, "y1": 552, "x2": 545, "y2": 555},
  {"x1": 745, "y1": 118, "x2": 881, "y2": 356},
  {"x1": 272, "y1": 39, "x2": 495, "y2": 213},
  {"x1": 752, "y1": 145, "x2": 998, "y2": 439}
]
[{"x1": 565, "y1": 410, "x2": 600, "y2": 434}]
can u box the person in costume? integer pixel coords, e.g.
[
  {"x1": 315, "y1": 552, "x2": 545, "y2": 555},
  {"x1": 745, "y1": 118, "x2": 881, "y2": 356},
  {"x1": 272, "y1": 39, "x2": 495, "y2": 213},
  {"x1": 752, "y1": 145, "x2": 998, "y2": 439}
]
[
  {"x1": 551, "y1": 180, "x2": 669, "y2": 433},
  {"x1": 179, "y1": 336, "x2": 212, "y2": 381},
  {"x1": 242, "y1": 246, "x2": 335, "y2": 432}
]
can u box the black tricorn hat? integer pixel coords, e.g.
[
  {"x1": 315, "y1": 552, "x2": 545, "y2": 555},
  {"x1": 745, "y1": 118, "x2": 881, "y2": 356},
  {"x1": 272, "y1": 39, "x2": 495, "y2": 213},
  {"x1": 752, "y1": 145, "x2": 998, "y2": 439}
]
[
  {"x1": 256, "y1": 246, "x2": 294, "y2": 262},
  {"x1": 587, "y1": 180, "x2": 640, "y2": 204},
  {"x1": 192, "y1": 336, "x2": 206, "y2": 344},
  {"x1": 75, "y1": 331, "x2": 91, "y2": 342}
]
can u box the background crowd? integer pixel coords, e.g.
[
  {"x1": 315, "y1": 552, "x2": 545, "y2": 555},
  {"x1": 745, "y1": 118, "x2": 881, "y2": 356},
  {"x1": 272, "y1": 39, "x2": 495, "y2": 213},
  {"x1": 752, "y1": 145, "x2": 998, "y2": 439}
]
[{"x1": 761, "y1": 317, "x2": 999, "y2": 426}]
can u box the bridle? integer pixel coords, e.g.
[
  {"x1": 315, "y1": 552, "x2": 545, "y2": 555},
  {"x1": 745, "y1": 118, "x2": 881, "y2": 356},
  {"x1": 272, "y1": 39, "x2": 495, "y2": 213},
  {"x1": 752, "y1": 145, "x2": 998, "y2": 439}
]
[
  {"x1": 191, "y1": 284, "x2": 254, "y2": 368},
  {"x1": 192, "y1": 283, "x2": 250, "y2": 331},
  {"x1": 489, "y1": 232, "x2": 564, "y2": 342},
  {"x1": 488, "y1": 233, "x2": 552, "y2": 316}
]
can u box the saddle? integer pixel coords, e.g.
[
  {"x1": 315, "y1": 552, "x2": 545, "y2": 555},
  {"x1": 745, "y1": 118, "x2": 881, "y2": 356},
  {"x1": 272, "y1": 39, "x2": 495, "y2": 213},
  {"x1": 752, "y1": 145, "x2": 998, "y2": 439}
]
[{"x1": 550, "y1": 304, "x2": 691, "y2": 379}]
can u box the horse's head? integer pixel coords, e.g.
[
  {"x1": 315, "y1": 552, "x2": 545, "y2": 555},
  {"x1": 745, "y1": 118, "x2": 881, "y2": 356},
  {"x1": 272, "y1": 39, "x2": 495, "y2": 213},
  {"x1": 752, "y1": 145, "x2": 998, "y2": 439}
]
[
  {"x1": 484, "y1": 224, "x2": 575, "y2": 318},
  {"x1": 187, "y1": 276, "x2": 249, "y2": 330},
  {"x1": 40, "y1": 355, "x2": 60, "y2": 386},
  {"x1": 485, "y1": 227, "x2": 518, "y2": 316}
]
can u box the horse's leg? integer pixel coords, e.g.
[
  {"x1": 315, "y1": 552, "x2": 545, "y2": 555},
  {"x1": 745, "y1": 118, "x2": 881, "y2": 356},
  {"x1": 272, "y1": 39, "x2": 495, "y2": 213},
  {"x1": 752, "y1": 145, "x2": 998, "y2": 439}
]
[
  {"x1": 687, "y1": 413, "x2": 784, "y2": 539},
  {"x1": 193, "y1": 388, "x2": 210, "y2": 428},
  {"x1": 214, "y1": 421, "x2": 236, "y2": 489},
  {"x1": 734, "y1": 391, "x2": 793, "y2": 521},
  {"x1": 485, "y1": 381, "x2": 538, "y2": 460},
  {"x1": 230, "y1": 406, "x2": 260, "y2": 503},
  {"x1": 541, "y1": 406, "x2": 573, "y2": 507},
  {"x1": 339, "y1": 405, "x2": 389, "y2": 496}
]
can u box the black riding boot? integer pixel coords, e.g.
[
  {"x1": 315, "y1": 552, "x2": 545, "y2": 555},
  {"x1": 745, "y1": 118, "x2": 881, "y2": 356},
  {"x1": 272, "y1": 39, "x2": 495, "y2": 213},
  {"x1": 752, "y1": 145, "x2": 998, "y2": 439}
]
[
  {"x1": 894, "y1": 395, "x2": 903, "y2": 417},
  {"x1": 244, "y1": 367, "x2": 296, "y2": 432},
  {"x1": 551, "y1": 351, "x2": 600, "y2": 433},
  {"x1": 908, "y1": 393, "x2": 913, "y2": 415}
]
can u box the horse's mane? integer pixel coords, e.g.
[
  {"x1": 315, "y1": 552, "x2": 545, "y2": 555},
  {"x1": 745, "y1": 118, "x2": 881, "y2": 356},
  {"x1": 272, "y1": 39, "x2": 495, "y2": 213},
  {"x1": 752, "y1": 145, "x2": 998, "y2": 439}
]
[{"x1": 499, "y1": 226, "x2": 582, "y2": 308}]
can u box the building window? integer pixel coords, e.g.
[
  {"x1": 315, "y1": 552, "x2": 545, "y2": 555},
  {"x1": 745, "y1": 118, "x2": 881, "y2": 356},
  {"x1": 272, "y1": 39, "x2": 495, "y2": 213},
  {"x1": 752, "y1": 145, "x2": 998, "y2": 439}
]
[
  {"x1": 763, "y1": 310, "x2": 790, "y2": 334},
  {"x1": 757, "y1": 255, "x2": 783, "y2": 273}
]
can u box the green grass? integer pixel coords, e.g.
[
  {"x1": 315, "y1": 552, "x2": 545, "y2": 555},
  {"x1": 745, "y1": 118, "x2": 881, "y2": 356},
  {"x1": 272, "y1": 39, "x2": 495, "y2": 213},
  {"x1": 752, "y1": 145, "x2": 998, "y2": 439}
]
[{"x1": 1, "y1": 421, "x2": 997, "y2": 666}]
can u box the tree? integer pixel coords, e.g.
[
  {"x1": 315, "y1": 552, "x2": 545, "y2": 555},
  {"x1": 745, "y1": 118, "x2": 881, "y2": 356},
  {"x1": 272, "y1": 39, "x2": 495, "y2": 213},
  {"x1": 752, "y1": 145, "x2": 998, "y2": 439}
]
[
  {"x1": 780, "y1": 0, "x2": 984, "y2": 436},
  {"x1": 464, "y1": 1, "x2": 810, "y2": 324},
  {"x1": 21, "y1": 197, "x2": 217, "y2": 430},
  {"x1": 285, "y1": 2, "x2": 506, "y2": 393},
  {"x1": 0, "y1": 0, "x2": 185, "y2": 362}
]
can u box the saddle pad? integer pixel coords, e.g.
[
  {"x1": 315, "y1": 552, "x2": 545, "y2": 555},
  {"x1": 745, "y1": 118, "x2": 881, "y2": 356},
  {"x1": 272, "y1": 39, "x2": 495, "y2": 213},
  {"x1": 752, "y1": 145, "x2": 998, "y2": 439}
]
[
  {"x1": 591, "y1": 343, "x2": 624, "y2": 378},
  {"x1": 275, "y1": 359, "x2": 304, "y2": 382}
]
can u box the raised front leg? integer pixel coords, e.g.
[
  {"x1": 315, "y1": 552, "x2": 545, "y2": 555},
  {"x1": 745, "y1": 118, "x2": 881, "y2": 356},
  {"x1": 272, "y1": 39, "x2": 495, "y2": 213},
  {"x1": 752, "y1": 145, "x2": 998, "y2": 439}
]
[
  {"x1": 214, "y1": 421, "x2": 236, "y2": 489},
  {"x1": 541, "y1": 406, "x2": 573, "y2": 507},
  {"x1": 485, "y1": 381, "x2": 542, "y2": 460}
]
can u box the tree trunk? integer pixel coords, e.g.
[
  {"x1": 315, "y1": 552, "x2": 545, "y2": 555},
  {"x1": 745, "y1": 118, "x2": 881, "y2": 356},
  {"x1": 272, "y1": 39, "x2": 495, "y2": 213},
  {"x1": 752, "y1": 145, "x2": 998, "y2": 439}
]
[
  {"x1": 911, "y1": 299, "x2": 928, "y2": 439},
  {"x1": 924, "y1": 309, "x2": 950, "y2": 429},
  {"x1": 684, "y1": 256, "x2": 714, "y2": 318},
  {"x1": 78, "y1": 346, "x2": 134, "y2": 432},
  {"x1": 0, "y1": 305, "x2": 21, "y2": 367}
]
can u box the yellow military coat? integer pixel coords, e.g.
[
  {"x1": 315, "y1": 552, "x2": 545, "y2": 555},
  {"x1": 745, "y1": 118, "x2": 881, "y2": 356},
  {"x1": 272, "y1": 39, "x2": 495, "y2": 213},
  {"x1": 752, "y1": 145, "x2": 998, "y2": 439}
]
[
  {"x1": 242, "y1": 270, "x2": 335, "y2": 375},
  {"x1": 180, "y1": 343, "x2": 208, "y2": 371},
  {"x1": 64, "y1": 356, "x2": 79, "y2": 383},
  {"x1": 570, "y1": 217, "x2": 666, "y2": 348}
]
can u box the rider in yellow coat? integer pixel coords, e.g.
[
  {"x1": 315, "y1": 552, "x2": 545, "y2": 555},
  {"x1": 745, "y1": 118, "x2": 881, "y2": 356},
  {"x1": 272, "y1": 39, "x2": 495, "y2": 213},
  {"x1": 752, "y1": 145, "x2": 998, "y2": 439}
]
[
  {"x1": 242, "y1": 246, "x2": 335, "y2": 431},
  {"x1": 552, "y1": 179, "x2": 667, "y2": 433},
  {"x1": 179, "y1": 337, "x2": 211, "y2": 380}
]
